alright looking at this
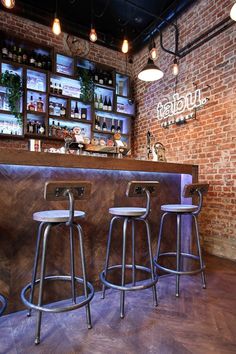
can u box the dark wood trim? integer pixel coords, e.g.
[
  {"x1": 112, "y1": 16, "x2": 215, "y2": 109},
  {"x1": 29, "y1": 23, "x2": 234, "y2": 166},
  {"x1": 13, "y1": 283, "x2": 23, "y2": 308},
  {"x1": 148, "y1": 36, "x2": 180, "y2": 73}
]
[{"x1": 0, "y1": 149, "x2": 197, "y2": 174}]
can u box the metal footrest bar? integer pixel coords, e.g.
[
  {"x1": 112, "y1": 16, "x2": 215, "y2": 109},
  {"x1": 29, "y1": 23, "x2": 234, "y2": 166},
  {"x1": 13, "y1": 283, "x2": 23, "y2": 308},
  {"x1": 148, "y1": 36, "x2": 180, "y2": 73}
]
[
  {"x1": 100, "y1": 264, "x2": 158, "y2": 292},
  {"x1": 21, "y1": 275, "x2": 94, "y2": 313},
  {"x1": 0, "y1": 294, "x2": 7, "y2": 316},
  {"x1": 154, "y1": 252, "x2": 205, "y2": 275}
]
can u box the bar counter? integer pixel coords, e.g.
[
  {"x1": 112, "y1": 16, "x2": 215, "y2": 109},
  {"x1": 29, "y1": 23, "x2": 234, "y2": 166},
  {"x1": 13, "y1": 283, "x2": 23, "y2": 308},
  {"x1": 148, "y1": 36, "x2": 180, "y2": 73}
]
[{"x1": 0, "y1": 150, "x2": 198, "y2": 313}]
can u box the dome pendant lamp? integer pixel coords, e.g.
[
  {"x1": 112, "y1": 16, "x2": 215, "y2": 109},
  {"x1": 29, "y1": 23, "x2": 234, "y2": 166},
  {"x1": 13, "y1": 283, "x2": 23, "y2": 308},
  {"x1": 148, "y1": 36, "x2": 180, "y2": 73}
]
[{"x1": 138, "y1": 58, "x2": 164, "y2": 82}]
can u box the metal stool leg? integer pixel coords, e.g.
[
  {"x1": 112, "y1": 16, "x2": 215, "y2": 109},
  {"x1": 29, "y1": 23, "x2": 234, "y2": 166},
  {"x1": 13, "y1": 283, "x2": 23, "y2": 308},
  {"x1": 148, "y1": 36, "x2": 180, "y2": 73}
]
[
  {"x1": 120, "y1": 217, "x2": 128, "y2": 319},
  {"x1": 155, "y1": 212, "x2": 168, "y2": 263},
  {"x1": 27, "y1": 222, "x2": 46, "y2": 317},
  {"x1": 77, "y1": 224, "x2": 92, "y2": 329},
  {"x1": 176, "y1": 214, "x2": 181, "y2": 297},
  {"x1": 144, "y1": 219, "x2": 158, "y2": 307},
  {"x1": 131, "y1": 220, "x2": 136, "y2": 286},
  {"x1": 35, "y1": 224, "x2": 51, "y2": 345},
  {"x1": 101, "y1": 216, "x2": 117, "y2": 299},
  {"x1": 193, "y1": 214, "x2": 206, "y2": 289},
  {"x1": 69, "y1": 225, "x2": 76, "y2": 303}
]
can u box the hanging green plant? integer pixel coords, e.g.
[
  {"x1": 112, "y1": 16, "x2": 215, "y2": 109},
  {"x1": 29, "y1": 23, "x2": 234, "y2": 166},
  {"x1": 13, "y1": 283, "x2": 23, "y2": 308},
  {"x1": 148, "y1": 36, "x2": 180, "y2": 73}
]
[
  {"x1": 77, "y1": 68, "x2": 94, "y2": 103},
  {"x1": 0, "y1": 70, "x2": 23, "y2": 122}
]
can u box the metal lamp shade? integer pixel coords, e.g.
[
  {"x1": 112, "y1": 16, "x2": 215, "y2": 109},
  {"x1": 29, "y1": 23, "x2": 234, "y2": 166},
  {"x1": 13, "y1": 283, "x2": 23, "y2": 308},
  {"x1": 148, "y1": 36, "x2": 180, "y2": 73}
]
[{"x1": 138, "y1": 58, "x2": 164, "y2": 82}]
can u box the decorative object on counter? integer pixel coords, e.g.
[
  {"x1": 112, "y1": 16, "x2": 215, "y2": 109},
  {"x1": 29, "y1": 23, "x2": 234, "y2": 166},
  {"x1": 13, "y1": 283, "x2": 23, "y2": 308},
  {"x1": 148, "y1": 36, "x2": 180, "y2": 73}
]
[
  {"x1": 73, "y1": 126, "x2": 84, "y2": 144},
  {"x1": 0, "y1": 70, "x2": 23, "y2": 121},
  {"x1": 28, "y1": 139, "x2": 41, "y2": 152},
  {"x1": 146, "y1": 130, "x2": 152, "y2": 160},
  {"x1": 77, "y1": 68, "x2": 94, "y2": 102},
  {"x1": 152, "y1": 142, "x2": 166, "y2": 162}
]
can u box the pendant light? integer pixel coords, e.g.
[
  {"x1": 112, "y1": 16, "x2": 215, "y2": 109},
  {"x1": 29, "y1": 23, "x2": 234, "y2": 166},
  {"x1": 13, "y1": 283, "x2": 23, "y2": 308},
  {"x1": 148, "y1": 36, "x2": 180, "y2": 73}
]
[
  {"x1": 172, "y1": 58, "x2": 179, "y2": 76},
  {"x1": 230, "y1": 3, "x2": 236, "y2": 21},
  {"x1": 1, "y1": 0, "x2": 15, "y2": 9},
  {"x1": 138, "y1": 58, "x2": 164, "y2": 82},
  {"x1": 149, "y1": 37, "x2": 158, "y2": 61},
  {"x1": 89, "y1": 0, "x2": 97, "y2": 42},
  {"x1": 52, "y1": 0, "x2": 61, "y2": 35},
  {"x1": 122, "y1": 38, "x2": 129, "y2": 54}
]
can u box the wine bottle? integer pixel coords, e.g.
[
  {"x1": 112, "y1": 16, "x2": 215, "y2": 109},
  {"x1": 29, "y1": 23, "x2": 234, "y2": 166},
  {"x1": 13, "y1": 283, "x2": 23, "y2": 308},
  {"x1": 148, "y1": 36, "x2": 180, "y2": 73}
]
[
  {"x1": 54, "y1": 83, "x2": 58, "y2": 95},
  {"x1": 103, "y1": 96, "x2": 108, "y2": 111},
  {"x1": 50, "y1": 81, "x2": 54, "y2": 94},
  {"x1": 81, "y1": 108, "x2": 87, "y2": 119},
  {"x1": 1, "y1": 44, "x2": 8, "y2": 59},
  {"x1": 49, "y1": 101, "x2": 54, "y2": 115},
  {"x1": 12, "y1": 46, "x2": 17, "y2": 62},
  {"x1": 108, "y1": 73, "x2": 113, "y2": 86},
  {"x1": 8, "y1": 46, "x2": 13, "y2": 61},
  {"x1": 17, "y1": 47, "x2": 22, "y2": 64},
  {"x1": 94, "y1": 70, "x2": 99, "y2": 83},
  {"x1": 98, "y1": 70, "x2": 104, "y2": 85},
  {"x1": 102, "y1": 117, "x2": 107, "y2": 131},
  {"x1": 37, "y1": 54, "x2": 42, "y2": 68},
  {"x1": 117, "y1": 120, "x2": 121, "y2": 133},
  {"x1": 111, "y1": 119, "x2": 115, "y2": 133},
  {"x1": 60, "y1": 105, "x2": 66, "y2": 117},
  {"x1": 74, "y1": 102, "x2": 79, "y2": 119},
  {"x1": 94, "y1": 93, "x2": 99, "y2": 109},
  {"x1": 29, "y1": 51, "x2": 35, "y2": 66},
  {"x1": 22, "y1": 49, "x2": 28, "y2": 64},
  {"x1": 99, "y1": 95, "x2": 103, "y2": 109},
  {"x1": 95, "y1": 115, "x2": 101, "y2": 130},
  {"x1": 107, "y1": 97, "x2": 112, "y2": 111},
  {"x1": 58, "y1": 84, "x2": 63, "y2": 95}
]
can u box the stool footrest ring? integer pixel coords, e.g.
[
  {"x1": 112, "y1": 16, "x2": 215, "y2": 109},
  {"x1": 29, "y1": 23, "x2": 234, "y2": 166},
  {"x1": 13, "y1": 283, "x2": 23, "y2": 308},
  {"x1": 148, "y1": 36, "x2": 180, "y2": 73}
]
[
  {"x1": 100, "y1": 264, "x2": 158, "y2": 291},
  {"x1": 154, "y1": 252, "x2": 205, "y2": 275},
  {"x1": 21, "y1": 275, "x2": 94, "y2": 313}
]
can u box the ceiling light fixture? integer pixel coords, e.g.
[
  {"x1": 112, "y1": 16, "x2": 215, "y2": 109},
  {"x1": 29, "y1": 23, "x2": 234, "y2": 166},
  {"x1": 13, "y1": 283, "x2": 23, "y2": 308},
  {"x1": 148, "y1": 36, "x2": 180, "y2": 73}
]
[
  {"x1": 52, "y1": 0, "x2": 61, "y2": 35},
  {"x1": 122, "y1": 38, "x2": 129, "y2": 54},
  {"x1": 89, "y1": 0, "x2": 97, "y2": 42},
  {"x1": 89, "y1": 27, "x2": 97, "y2": 42},
  {"x1": 138, "y1": 58, "x2": 164, "y2": 82},
  {"x1": 230, "y1": 2, "x2": 236, "y2": 21},
  {"x1": 1, "y1": 0, "x2": 15, "y2": 9},
  {"x1": 172, "y1": 57, "x2": 179, "y2": 76},
  {"x1": 149, "y1": 36, "x2": 158, "y2": 61}
]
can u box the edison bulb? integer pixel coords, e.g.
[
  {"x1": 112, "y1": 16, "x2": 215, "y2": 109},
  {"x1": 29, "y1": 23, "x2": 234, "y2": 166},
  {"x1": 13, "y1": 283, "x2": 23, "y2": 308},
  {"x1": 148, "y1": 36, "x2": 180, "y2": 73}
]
[
  {"x1": 52, "y1": 17, "x2": 61, "y2": 35},
  {"x1": 122, "y1": 39, "x2": 129, "y2": 54},
  {"x1": 1, "y1": 0, "x2": 15, "y2": 9},
  {"x1": 89, "y1": 28, "x2": 97, "y2": 42}
]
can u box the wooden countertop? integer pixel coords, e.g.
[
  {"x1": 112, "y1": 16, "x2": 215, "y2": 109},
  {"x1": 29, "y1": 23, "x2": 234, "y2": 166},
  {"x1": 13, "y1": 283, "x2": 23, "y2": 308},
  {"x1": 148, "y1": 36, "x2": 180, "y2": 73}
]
[{"x1": 0, "y1": 149, "x2": 198, "y2": 175}]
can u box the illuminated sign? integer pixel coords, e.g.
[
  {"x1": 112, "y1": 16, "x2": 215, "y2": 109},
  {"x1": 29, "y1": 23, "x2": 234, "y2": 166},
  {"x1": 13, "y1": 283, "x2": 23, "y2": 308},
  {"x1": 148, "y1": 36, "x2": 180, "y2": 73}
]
[{"x1": 157, "y1": 89, "x2": 208, "y2": 124}]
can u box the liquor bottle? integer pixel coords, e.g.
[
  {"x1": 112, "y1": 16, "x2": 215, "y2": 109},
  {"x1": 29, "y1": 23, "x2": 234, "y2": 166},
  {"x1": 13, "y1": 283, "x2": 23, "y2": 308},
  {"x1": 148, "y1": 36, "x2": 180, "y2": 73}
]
[
  {"x1": 99, "y1": 95, "x2": 103, "y2": 110},
  {"x1": 107, "y1": 97, "x2": 112, "y2": 111},
  {"x1": 54, "y1": 83, "x2": 58, "y2": 95},
  {"x1": 60, "y1": 105, "x2": 66, "y2": 117},
  {"x1": 27, "y1": 95, "x2": 35, "y2": 111},
  {"x1": 37, "y1": 96, "x2": 44, "y2": 112},
  {"x1": 103, "y1": 71, "x2": 108, "y2": 86},
  {"x1": 29, "y1": 51, "x2": 35, "y2": 66},
  {"x1": 22, "y1": 49, "x2": 28, "y2": 64},
  {"x1": 49, "y1": 101, "x2": 54, "y2": 115},
  {"x1": 95, "y1": 115, "x2": 101, "y2": 130},
  {"x1": 54, "y1": 103, "x2": 60, "y2": 116},
  {"x1": 111, "y1": 119, "x2": 115, "y2": 133},
  {"x1": 1, "y1": 44, "x2": 8, "y2": 59},
  {"x1": 108, "y1": 73, "x2": 113, "y2": 86},
  {"x1": 8, "y1": 46, "x2": 13, "y2": 61},
  {"x1": 39, "y1": 123, "x2": 45, "y2": 135},
  {"x1": 17, "y1": 47, "x2": 22, "y2": 64},
  {"x1": 81, "y1": 108, "x2": 87, "y2": 119},
  {"x1": 56, "y1": 122, "x2": 62, "y2": 137},
  {"x1": 98, "y1": 70, "x2": 104, "y2": 85},
  {"x1": 28, "y1": 120, "x2": 34, "y2": 134},
  {"x1": 103, "y1": 96, "x2": 108, "y2": 111},
  {"x1": 50, "y1": 81, "x2": 54, "y2": 94},
  {"x1": 41, "y1": 55, "x2": 46, "y2": 69},
  {"x1": 51, "y1": 120, "x2": 57, "y2": 136},
  {"x1": 116, "y1": 120, "x2": 121, "y2": 133},
  {"x1": 102, "y1": 117, "x2": 107, "y2": 131},
  {"x1": 58, "y1": 84, "x2": 63, "y2": 95},
  {"x1": 12, "y1": 46, "x2": 17, "y2": 62},
  {"x1": 74, "y1": 102, "x2": 79, "y2": 119},
  {"x1": 94, "y1": 93, "x2": 99, "y2": 109},
  {"x1": 94, "y1": 69, "x2": 99, "y2": 83},
  {"x1": 37, "y1": 54, "x2": 42, "y2": 68}
]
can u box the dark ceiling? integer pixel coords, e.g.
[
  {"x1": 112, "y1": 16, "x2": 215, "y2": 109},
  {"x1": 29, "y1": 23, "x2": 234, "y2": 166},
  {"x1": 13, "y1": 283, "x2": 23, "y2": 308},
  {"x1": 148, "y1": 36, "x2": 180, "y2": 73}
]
[{"x1": 1, "y1": 0, "x2": 196, "y2": 53}]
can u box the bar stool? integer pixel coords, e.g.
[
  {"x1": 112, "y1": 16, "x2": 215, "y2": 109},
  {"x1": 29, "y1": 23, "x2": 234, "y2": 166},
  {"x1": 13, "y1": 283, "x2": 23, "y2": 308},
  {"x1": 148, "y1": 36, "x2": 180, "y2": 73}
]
[
  {"x1": 0, "y1": 293, "x2": 7, "y2": 316},
  {"x1": 21, "y1": 181, "x2": 94, "y2": 345},
  {"x1": 154, "y1": 183, "x2": 209, "y2": 297},
  {"x1": 100, "y1": 181, "x2": 159, "y2": 319}
]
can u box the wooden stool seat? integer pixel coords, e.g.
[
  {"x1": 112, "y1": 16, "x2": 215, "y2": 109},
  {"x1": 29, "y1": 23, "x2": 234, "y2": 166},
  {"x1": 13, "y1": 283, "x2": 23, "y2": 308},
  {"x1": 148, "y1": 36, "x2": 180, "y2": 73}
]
[
  {"x1": 33, "y1": 210, "x2": 85, "y2": 223},
  {"x1": 161, "y1": 204, "x2": 198, "y2": 213},
  {"x1": 109, "y1": 207, "x2": 146, "y2": 217}
]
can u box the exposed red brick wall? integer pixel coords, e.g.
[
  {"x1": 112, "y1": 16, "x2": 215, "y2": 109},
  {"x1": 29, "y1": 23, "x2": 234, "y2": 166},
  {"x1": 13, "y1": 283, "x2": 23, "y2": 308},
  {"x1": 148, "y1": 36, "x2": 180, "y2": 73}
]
[{"x1": 132, "y1": 0, "x2": 236, "y2": 260}]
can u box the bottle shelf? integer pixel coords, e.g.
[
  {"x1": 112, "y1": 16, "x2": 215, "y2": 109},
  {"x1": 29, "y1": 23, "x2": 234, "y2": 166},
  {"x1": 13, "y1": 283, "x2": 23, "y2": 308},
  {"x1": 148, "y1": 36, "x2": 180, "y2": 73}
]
[
  {"x1": 26, "y1": 110, "x2": 46, "y2": 115},
  {"x1": 26, "y1": 88, "x2": 46, "y2": 94},
  {"x1": 25, "y1": 133, "x2": 46, "y2": 138},
  {"x1": 93, "y1": 129, "x2": 128, "y2": 136},
  {"x1": 94, "y1": 83, "x2": 115, "y2": 90},
  {"x1": 49, "y1": 115, "x2": 92, "y2": 125}
]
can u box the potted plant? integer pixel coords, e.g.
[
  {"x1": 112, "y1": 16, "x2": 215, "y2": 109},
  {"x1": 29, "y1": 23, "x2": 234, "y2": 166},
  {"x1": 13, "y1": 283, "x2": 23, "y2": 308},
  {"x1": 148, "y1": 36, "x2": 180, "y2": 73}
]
[
  {"x1": 0, "y1": 70, "x2": 23, "y2": 122},
  {"x1": 77, "y1": 68, "x2": 94, "y2": 102}
]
